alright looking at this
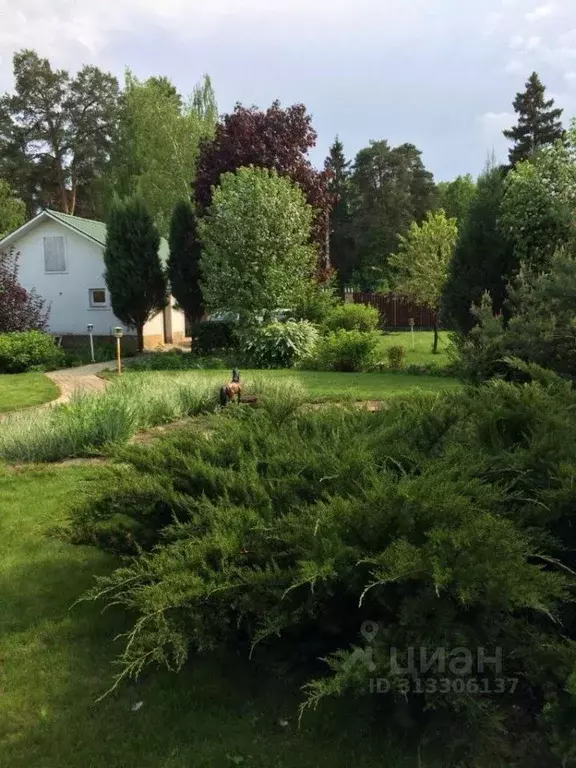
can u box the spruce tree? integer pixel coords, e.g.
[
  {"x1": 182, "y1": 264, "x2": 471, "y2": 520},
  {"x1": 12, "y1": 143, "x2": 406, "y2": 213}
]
[
  {"x1": 104, "y1": 196, "x2": 167, "y2": 351},
  {"x1": 324, "y1": 137, "x2": 355, "y2": 291},
  {"x1": 167, "y1": 201, "x2": 204, "y2": 327},
  {"x1": 441, "y1": 165, "x2": 516, "y2": 334},
  {"x1": 503, "y1": 72, "x2": 564, "y2": 166}
]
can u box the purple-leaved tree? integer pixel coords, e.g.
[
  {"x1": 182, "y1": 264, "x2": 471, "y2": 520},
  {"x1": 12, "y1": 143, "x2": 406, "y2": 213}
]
[{"x1": 0, "y1": 247, "x2": 50, "y2": 332}]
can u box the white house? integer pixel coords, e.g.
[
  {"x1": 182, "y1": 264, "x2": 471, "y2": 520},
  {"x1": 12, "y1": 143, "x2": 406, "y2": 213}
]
[{"x1": 0, "y1": 209, "x2": 187, "y2": 349}]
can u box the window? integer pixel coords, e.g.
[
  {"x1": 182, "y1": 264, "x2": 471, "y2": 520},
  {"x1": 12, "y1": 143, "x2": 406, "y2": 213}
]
[
  {"x1": 89, "y1": 288, "x2": 108, "y2": 308},
  {"x1": 43, "y1": 236, "x2": 66, "y2": 272}
]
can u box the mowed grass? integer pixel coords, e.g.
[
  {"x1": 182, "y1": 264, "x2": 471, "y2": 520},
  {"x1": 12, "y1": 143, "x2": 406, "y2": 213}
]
[
  {"x1": 0, "y1": 463, "x2": 417, "y2": 768},
  {"x1": 0, "y1": 373, "x2": 59, "y2": 414},
  {"x1": 124, "y1": 369, "x2": 461, "y2": 401},
  {"x1": 377, "y1": 330, "x2": 453, "y2": 367}
]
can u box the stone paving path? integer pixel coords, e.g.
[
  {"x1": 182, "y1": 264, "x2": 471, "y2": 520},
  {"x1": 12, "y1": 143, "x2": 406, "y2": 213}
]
[{"x1": 45, "y1": 360, "x2": 114, "y2": 405}]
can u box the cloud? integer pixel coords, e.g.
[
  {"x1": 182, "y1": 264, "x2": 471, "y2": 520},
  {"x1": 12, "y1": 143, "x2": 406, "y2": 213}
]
[
  {"x1": 525, "y1": 4, "x2": 555, "y2": 22},
  {"x1": 565, "y1": 71, "x2": 576, "y2": 81},
  {"x1": 479, "y1": 111, "x2": 515, "y2": 135},
  {"x1": 509, "y1": 34, "x2": 541, "y2": 51},
  {"x1": 505, "y1": 59, "x2": 526, "y2": 73},
  {"x1": 0, "y1": 0, "x2": 443, "y2": 88}
]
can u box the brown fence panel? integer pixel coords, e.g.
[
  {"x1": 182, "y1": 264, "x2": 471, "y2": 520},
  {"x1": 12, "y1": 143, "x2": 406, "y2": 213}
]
[{"x1": 352, "y1": 293, "x2": 436, "y2": 329}]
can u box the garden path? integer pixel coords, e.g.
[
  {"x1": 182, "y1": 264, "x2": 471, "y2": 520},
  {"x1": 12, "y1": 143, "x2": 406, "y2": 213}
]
[{"x1": 45, "y1": 361, "x2": 113, "y2": 405}]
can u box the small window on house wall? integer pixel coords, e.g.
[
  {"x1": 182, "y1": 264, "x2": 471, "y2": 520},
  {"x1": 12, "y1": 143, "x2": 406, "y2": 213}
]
[
  {"x1": 89, "y1": 288, "x2": 108, "y2": 308},
  {"x1": 43, "y1": 236, "x2": 67, "y2": 272}
]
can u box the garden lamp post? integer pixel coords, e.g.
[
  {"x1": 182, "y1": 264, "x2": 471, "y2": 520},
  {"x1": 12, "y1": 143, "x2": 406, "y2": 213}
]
[
  {"x1": 409, "y1": 318, "x2": 415, "y2": 351},
  {"x1": 86, "y1": 323, "x2": 95, "y2": 363},
  {"x1": 114, "y1": 327, "x2": 123, "y2": 375}
]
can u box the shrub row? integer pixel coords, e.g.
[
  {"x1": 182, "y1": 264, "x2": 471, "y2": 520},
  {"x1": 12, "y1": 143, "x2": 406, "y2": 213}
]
[
  {"x1": 0, "y1": 331, "x2": 64, "y2": 373},
  {"x1": 74, "y1": 373, "x2": 576, "y2": 766}
]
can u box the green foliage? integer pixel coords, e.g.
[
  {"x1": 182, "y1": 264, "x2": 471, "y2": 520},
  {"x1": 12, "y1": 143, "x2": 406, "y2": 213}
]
[
  {"x1": 450, "y1": 295, "x2": 509, "y2": 383},
  {"x1": 240, "y1": 320, "x2": 319, "y2": 368},
  {"x1": 199, "y1": 167, "x2": 316, "y2": 316},
  {"x1": 348, "y1": 141, "x2": 437, "y2": 290},
  {"x1": 324, "y1": 137, "x2": 355, "y2": 290},
  {"x1": 0, "y1": 374, "x2": 218, "y2": 462},
  {"x1": 168, "y1": 200, "x2": 204, "y2": 323},
  {"x1": 453, "y1": 247, "x2": 576, "y2": 382},
  {"x1": 104, "y1": 196, "x2": 167, "y2": 351},
  {"x1": 442, "y1": 163, "x2": 516, "y2": 334},
  {"x1": 323, "y1": 303, "x2": 380, "y2": 332},
  {"x1": 75, "y1": 380, "x2": 576, "y2": 765},
  {"x1": 390, "y1": 209, "x2": 457, "y2": 354},
  {"x1": 0, "y1": 49, "x2": 119, "y2": 218},
  {"x1": 0, "y1": 178, "x2": 25, "y2": 238},
  {"x1": 106, "y1": 71, "x2": 216, "y2": 235},
  {"x1": 191, "y1": 318, "x2": 238, "y2": 355},
  {"x1": 292, "y1": 282, "x2": 339, "y2": 325},
  {"x1": 436, "y1": 174, "x2": 476, "y2": 226},
  {"x1": 126, "y1": 350, "x2": 207, "y2": 371},
  {"x1": 308, "y1": 330, "x2": 380, "y2": 372},
  {"x1": 0, "y1": 331, "x2": 64, "y2": 373},
  {"x1": 503, "y1": 71, "x2": 564, "y2": 166},
  {"x1": 389, "y1": 210, "x2": 457, "y2": 311},
  {"x1": 60, "y1": 338, "x2": 137, "y2": 367},
  {"x1": 386, "y1": 344, "x2": 406, "y2": 370},
  {"x1": 500, "y1": 131, "x2": 576, "y2": 273}
]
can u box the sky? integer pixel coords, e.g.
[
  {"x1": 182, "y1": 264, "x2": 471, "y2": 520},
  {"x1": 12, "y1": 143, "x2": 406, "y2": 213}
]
[{"x1": 1, "y1": 0, "x2": 576, "y2": 181}]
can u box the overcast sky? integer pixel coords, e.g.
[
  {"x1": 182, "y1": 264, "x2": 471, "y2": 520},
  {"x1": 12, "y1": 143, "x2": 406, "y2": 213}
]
[{"x1": 1, "y1": 0, "x2": 576, "y2": 181}]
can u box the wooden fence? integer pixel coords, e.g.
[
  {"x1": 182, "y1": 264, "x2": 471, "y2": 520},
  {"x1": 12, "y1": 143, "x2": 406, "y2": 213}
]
[{"x1": 350, "y1": 292, "x2": 437, "y2": 329}]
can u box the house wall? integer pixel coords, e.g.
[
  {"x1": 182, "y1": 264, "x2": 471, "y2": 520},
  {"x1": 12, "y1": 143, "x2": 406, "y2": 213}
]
[
  {"x1": 13, "y1": 219, "x2": 182, "y2": 347},
  {"x1": 165, "y1": 296, "x2": 187, "y2": 344},
  {"x1": 142, "y1": 310, "x2": 165, "y2": 349},
  {"x1": 14, "y1": 221, "x2": 128, "y2": 337}
]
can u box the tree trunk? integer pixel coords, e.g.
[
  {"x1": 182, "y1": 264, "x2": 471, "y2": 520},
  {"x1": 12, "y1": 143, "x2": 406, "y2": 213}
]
[
  {"x1": 56, "y1": 157, "x2": 69, "y2": 214},
  {"x1": 69, "y1": 179, "x2": 77, "y2": 216},
  {"x1": 433, "y1": 316, "x2": 439, "y2": 355},
  {"x1": 137, "y1": 324, "x2": 144, "y2": 353}
]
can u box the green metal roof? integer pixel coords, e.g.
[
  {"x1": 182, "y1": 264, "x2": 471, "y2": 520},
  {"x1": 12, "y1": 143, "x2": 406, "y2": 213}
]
[{"x1": 47, "y1": 210, "x2": 169, "y2": 263}]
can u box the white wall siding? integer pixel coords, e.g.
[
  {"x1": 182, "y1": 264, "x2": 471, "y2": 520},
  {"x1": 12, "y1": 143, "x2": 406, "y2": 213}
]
[{"x1": 15, "y1": 221, "x2": 128, "y2": 336}]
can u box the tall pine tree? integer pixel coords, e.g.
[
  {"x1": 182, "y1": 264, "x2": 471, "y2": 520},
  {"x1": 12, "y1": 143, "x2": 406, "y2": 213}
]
[
  {"x1": 503, "y1": 72, "x2": 564, "y2": 166},
  {"x1": 348, "y1": 140, "x2": 437, "y2": 290},
  {"x1": 167, "y1": 201, "x2": 204, "y2": 328},
  {"x1": 0, "y1": 49, "x2": 119, "y2": 218},
  {"x1": 104, "y1": 196, "x2": 167, "y2": 351},
  {"x1": 324, "y1": 137, "x2": 354, "y2": 291}
]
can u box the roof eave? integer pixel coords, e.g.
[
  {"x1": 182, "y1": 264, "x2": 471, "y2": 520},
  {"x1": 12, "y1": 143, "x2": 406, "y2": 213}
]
[{"x1": 0, "y1": 209, "x2": 106, "y2": 251}]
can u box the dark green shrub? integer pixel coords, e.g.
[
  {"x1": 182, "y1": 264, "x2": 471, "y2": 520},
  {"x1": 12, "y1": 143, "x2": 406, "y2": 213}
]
[
  {"x1": 0, "y1": 331, "x2": 64, "y2": 373},
  {"x1": 127, "y1": 352, "x2": 230, "y2": 371},
  {"x1": 127, "y1": 350, "x2": 196, "y2": 371},
  {"x1": 240, "y1": 320, "x2": 318, "y2": 368},
  {"x1": 191, "y1": 319, "x2": 237, "y2": 354},
  {"x1": 453, "y1": 249, "x2": 576, "y2": 384},
  {"x1": 76, "y1": 378, "x2": 576, "y2": 765},
  {"x1": 61, "y1": 338, "x2": 137, "y2": 367},
  {"x1": 323, "y1": 302, "x2": 380, "y2": 332},
  {"x1": 307, "y1": 330, "x2": 380, "y2": 372},
  {"x1": 292, "y1": 283, "x2": 339, "y2": 325},
  {"x1": 386, "y1": 344, "x2": 406, "y2": 370}
]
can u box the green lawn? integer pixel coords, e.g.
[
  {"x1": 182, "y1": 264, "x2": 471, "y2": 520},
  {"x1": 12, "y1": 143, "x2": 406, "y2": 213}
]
[
  {"x1": 0, "y1": 463, "x2": 418, "y2": 767},
  {"x1": 0, "y1": 373, "x2": 59, "y2": 414},
  {"x1": 124, "y1": 368, "x2": 461, "y2": 401},
  {"x1": 377, "y1": 330, "x2": 453, "y2": 368}
]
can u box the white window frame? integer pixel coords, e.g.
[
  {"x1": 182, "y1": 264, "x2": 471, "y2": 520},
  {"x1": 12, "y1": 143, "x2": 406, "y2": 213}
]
[
  {"x1": 43, "y1": 236, "x2": 67, "y2": 273},
  {"x1": 88, "y1": 288, "x2": 109, "y2": 309}
]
